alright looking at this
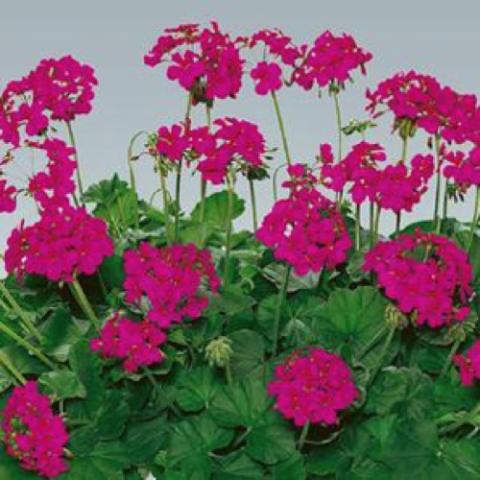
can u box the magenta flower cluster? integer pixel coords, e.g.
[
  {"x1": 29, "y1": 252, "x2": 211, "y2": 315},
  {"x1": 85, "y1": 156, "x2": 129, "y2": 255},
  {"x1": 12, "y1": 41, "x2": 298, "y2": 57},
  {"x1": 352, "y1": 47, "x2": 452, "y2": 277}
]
[
  {"x1": 364, "y1": 230, "x2": 473, "y2": 328},
  {"x1": 268, "y1": 348, "x2": 358, "y2": 427},
  {"x1": 2, "y1": 381, "x2": 69, "y2": 478},
  {"x1": 257, "y1": 164, "x2": 352, "y2": 275},
  {"x1": 454, "y1": 340, "x2": 480, "y2": 386}
]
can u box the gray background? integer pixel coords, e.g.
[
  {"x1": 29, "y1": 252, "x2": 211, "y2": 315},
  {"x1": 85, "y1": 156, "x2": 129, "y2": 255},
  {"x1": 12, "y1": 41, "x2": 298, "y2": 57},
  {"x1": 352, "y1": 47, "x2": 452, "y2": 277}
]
[{"x1": 1, "y1": 0, "x2": 479, "y2": 255}]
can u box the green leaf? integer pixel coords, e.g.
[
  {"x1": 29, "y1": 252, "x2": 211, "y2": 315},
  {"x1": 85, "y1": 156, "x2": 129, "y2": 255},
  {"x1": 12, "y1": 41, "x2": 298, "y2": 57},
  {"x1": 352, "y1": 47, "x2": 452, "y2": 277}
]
[
  {"x1": 434, "y1": 371, "x2": 480, "y2": 417},
  {"x1": 262, "y1": 263, "x2": 320, "y2": 292},
  {"x1": 245, "y1": 415, "x2": 296, "y2": 465},
  {"x1": 124, "y1": 416, "x2": 168, "y2": 464},
  {"x1": 99, "y1": 255, "x2": 124, "y2": 290},
  {"x1": 271, "y1": 452, "x2": 305, "y2": 479},
  {"x1": 215, "y1": 451, "x2": 264, "y2": 479},
  {"x1": 227, "y1": 329, "x2": 265, "y2": 379},
  {"x1": 62, "y1": 442, "x2": 128, "y2": 480},
  {"x1": 191, "y1": 191, "x2": 245, "y2": 230},
  {"x1": 0, "y1": 445, "x2": 39, "y2": 479},
  {"x1": 176, "y1": 366, "x2": 220, "y2": 412},
  {"x1": 39, "y1": 370, "x2": 86, "y2": 400},
  {"x1": 210, "y1": 378, "x2": 271, "y2": 428},
  {"x1": 68, "y1": 340, "x2": 105, "y2": 418},
  {"x1": 95, "y1": 390, "x2": 130, "y2": 440}
]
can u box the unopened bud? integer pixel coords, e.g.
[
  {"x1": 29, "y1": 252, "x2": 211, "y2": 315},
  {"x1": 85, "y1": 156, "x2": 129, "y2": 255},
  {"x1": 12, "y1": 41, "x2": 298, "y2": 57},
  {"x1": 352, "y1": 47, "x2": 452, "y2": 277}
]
[{"x1": 205, "y1": 336, "x2": 233, "y2": 368}]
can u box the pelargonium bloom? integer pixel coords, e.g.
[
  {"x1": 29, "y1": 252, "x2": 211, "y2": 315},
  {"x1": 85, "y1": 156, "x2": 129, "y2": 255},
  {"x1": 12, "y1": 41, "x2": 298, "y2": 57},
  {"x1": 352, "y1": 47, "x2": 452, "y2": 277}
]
[
  {"x1": 250, "y1": 61, "x2": 283, "y2": 95},
  {"x1": 257, "y1": 164, "x2": 352, "y2": 275},
  {"x1": 91, "y1": 312, "x2": 167, "y2": 372},
  {"x1": 294, "y1": 30, "x2": 372, "y2": 90},
  {"x1": 453, "y1": 340, "x2": 480, "y2": 386},
  {"x1": 5, "y1": 205, "x2": 114, "y2": 282},
  {"x1": 123, "y1": 242, "x2": 220, "y2": 329},
  {"x1": 363, "y1": 230, "x2": 473, "y2": 328},
  {"x1": 155, "y1": 123, "x2": 190, "y2": 162},
  {"x1": 2, "y1": 381, "x2": 69, "y2": 478},
  {"x1": 0, "y1": 179, "x2": 17, "y2": 213},
  {"x1": 443, "y1": 145, "x2": 480, "y2": 192},
  {"x1": 145, "y1": 22, "x2": 244, "y2": 101},
  {"x1": 268, "y1": 348, "x2": 358, "y2": 427}
]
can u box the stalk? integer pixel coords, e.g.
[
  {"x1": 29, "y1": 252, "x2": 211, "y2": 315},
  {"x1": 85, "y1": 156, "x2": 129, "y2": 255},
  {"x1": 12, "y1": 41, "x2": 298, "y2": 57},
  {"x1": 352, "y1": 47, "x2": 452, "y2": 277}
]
[
  {"x1": 442, "y1": 179, "x2": 449, "y2": 225},
  {"x1": 158, "y1": 158, "x2": 172, "y2": 245},
  {"x1": 355, "y1": 203, "x2": 361, "y2": 251},
  {"x1": 127, "y1": 130, "x2": 147, "y2": 229},
  {"x1": 271, "y1": 91, "x2": 292, "y2": 165},
  {"x1": 199, "y1": 179, "x2": 207, "y2": 246},
  {"x1": 440, "y1": 339, "x2": 461, "y2": 377},
  {"x1": 66, "y1": 121, "x2": 84, "y2": 200},
  {"x1": 395, "y1": 212, "x2": 401, "y2": 238},
  {"x1": 468, "y1": 186, "x2": 480, "y2": 251},
  {"x1": 332, "y1": 90, "x2": 343, "y2": 161},
  {"x1": 272, "y1": 265, "x2": 291, "y2": 356},
  {"x1": 249, "y1": 178, "x2": 258, "y2": 231},
  {"x1": 0, "y1": 350, "x2": 26, "y2": 385},
  {"x1": 0, "y1": 281, "x2": 42, "y2": 342},
  {"x1": 374, "y1": 206, "x2": 382, "y2": 242},
  {"x1": 70, "y1": 279, "x2": 101, "y2": 332},
  {"x1": 223, "y1": 174, "x2": 235, "y2": 289},
  {"x1": 297, "y1": 421, "x2": 310, "y2": 451},
  {"x1": 0, "y1": 320, "x2": 55, "y2": 369},
  {"x1": 433, "y1": 135, "x2": 442, "y2": 233},
  {"x1": 369, "y1": 201, "x2": 375, "y2": 248}
]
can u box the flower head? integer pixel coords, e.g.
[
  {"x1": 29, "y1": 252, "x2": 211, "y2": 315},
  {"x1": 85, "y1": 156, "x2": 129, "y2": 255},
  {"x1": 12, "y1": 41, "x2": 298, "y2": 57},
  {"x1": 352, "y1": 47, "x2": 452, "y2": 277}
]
[
  {"x1": 453, "y1": 340, "x2": 480, "y2": 386},
  {"x1": 2, "y1": 381, "x2": 69, "y2": 478},
  {"x1": 268, "y1": 348, "x2": 358, "y2": 427}
]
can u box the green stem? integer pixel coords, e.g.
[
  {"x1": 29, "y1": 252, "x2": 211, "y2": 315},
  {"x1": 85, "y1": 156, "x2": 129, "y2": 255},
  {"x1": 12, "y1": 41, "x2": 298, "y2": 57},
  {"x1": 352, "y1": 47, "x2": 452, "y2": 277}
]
[
  {"x1": 333, "y1": 91, "x2": 343, "y2": 161},
  {"x1": 442, "y1": 179, "x2": 449, "y2": 225},
  {"x1": 297, "y1": 421, "x2": 310, "y2": 451},
  {"x1": 66, "y1": 121, "x2": 84, "y2": 200},
  {"x1": 272, "y1": 265, "x2": 291, "y2": 356},
  {"x1": 395, "y1": 212, "x2": 401, "y2": 238},
  {"x1": 70, "y1": 279, "x2": 101, "y2": 332},
  {"x1": 400, "y1": 136, "x2": 408, "y2": 163},
  {"x1": 225, "y1": 363, "x2": 233, "y2": 386},
  {"x1": 223, "y1": 175, "x2": 235, "y2": 289},
  {"x1": 127, "y1": 130, "x2": 147, "y2": 229},
  {"x1": 0, "y1": 320, "x2": 55, "y2": 369},
  {"x1": 433, "y1": 135, "x2": 442, "y2": 234},
  {"x1": 0, "y1": 281, "x2": 42, "y2": 342},
  {"x1": 271, "y1": 91, "x2": 291, "y2": 165},
  {"x1": 374, "y1": 206, "x2": 382, "y2": 242},
  {"x1": 199, "y1": 179, "x2": 207, "y2": 246},
  {"x1": 355, "y1": 203, "x2": 361, "y2": 251},
  {"x1": 369, "y1": 201, "x2": 375, "y2": 248},
  {"x1": 272, "y1": 162, "x2": 288, "y2": 202},
  {"x1": 468, "y1": 186, "x2": 480, "y2": 251},
  {"x1": 440, "y1": 339, "x2": 461, "y2": 377},
  {"x1": 249, "y1": 178, "x2": 258, "y2": 231},
  {"x1": 357, "y1": 326, "x2": 388, "y2": 361},
  {"x1": 369, "y1": 327, "x2": 396, "y2": 386},
  {"x1": 0, "y1": 350, "x2": 26, "y2": 384},
  {"x1": 158, "y1": 160, "x2": 172, "y2": 245}
]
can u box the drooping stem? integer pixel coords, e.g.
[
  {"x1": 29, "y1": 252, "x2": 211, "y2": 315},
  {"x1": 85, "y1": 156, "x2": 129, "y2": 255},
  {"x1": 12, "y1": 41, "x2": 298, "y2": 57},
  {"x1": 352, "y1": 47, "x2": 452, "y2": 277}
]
[
  {"x1": 468, "y1": 186, "x2": 480, "y2": 251},
  {"x1": 271, "y1": 91, "x2": 292, "y2": 165},
  {"x1": 272, "y1": 265, "x2": 291, "y2": 357},
  {"x1": 0, "y1": 281, "x2": 42, "y2": 342},
  {"x1": 333, "y1": 90, "x2": 343, "y2": 161},
  {"x1": 66, "y1": 121, "x2": 84, "y2": 200},
  {"x1": 127, "y1": 130, "x2": 147, "y2": 229},
  {"x1": 355, "y1": 203, "x2": 361, "y2": 251},
  {"x1": 297, "y1": 421, "x2": 310, "y2": 451},
  {"x1": 433, "y1": 135, "x2": 442, "y2": 234},
  {"x1": 223, "y1": 174, "x2": 235, "y2": 289},
  {"x1": 0, "y1": 320, "x2": 55, "y2": 369},
  {"x1": 272, "y1": 163, "x2": 288, "y2": 202},
  {"x1": 249, "y1": 178, "x2": 258, "y2": 231},
  {"x1": 70, "y1": 279, "x2": 101, "y2": 332}
]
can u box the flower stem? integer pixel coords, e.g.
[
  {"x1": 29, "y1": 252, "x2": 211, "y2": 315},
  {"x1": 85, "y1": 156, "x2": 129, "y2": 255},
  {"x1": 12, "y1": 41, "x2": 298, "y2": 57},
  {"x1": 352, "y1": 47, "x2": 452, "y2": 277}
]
[
  {"x1": 158, "y1": 158, "x2": 172, "y2": 245},
  {"x1": 440, "y1": 339, "x2": 461, "y2": 377},
  {"x1": 271, "y1": 91, "x2": 291, "y2": 165},
  {"x1": 249, "y1": 178, "x2": 258, "y2": 231},
  {"x1": 70, "y1": 279, "x2": 101, "y2": 332},
  {"x1": 0, "y1": 281, "x2": 42, "y2": 343},
  {"x1": 223, "y1": 174, "x2": 235, "y2": 290},
  {"x1": 297, "y1": 421, "x2": 310, "y2": 451},
  {"x1": 0, "y1": 350, "x2": 26, "y2": 385},
  {"x1": 0, "y1": 320, "x2": 55, "y2": 369},
  {"x1": 199, "y1": 179, "x2": 207, "y2": 246},
  {"x1": 333, "y1": 91, "x2": 343, "y2": 161},
  {"x1": 127, "y1": 130, "x2": 147, "y2": 229},
  {"x1": 395, "y1": 212, "x2": 401, "y2": 238},
  {"x1": 355, "y1": 203, "x2": 361, "y2": 251},
  {"x1": 369, "y1": 201, "x2": 375, "y2": 248},
  {"x1": 374, "y1": 205, "x2": 382, "y2": 242},
  {"x1": 433, "y1": 135, "x2": 442, "y2": 234},
  {"x1": 272, "y1": 265, "x2": 291, "y2": 357},
  {"x1": 442, "y1": 179, "x2": 449, "y2": 224},
  {"x1": 468, "y1": 186, "x2": 480, "y2": 252},
  {"x1": 66, "y1": 121, "x2": 84, "y2": 200}
]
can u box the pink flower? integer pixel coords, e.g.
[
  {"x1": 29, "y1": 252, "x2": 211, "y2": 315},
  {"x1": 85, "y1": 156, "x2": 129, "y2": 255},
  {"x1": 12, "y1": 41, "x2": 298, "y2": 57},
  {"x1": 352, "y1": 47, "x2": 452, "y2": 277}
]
[
  {"x1": 250, "y1": 61, "x2": 283, "y2": 95},
  {"x1": 5, "y1": 204, "x2": 114, "y2": 282},
  {"x1": 91, "y1": 313, "x2": 167, "y2": 372},
  {"x1": 454, "y1": 340, "x2": 480, "y2": 386},
  {"x1": 268, "y1": 348, "x2": 358, "y2": 427},
  {"x1": 156, "y1": 123, "x2": 190, "y2": 162},
  {"x1": 363, "y1": 230, "x2": 473, "y2": 328},
  {"x1": 444, "y1": 145, "x2": 480, "y2": 192},
  {"x1": 0, "y1": 179, "x2": 17, "y2": 213},
  {"x1": 123, "y1": 242, "x2": 220, "y2": 329},
  {"x1": 2, "y1": 381, "x2": 69, "y2": 478},
  {"x1": 257, "y1": 164, "x2": 352, "y2": 275}
]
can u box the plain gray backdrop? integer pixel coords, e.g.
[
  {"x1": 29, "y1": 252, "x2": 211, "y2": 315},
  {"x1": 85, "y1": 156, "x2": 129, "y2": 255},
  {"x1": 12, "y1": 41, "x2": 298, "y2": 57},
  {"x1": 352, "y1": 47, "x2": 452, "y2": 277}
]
[{"x1": 1, "y1": 0, "x2": 479, "y2": 259}]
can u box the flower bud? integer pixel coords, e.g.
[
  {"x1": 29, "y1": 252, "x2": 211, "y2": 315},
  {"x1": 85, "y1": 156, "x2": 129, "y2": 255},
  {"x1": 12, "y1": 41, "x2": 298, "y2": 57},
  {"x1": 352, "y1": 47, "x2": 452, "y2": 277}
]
[
  {"x1": 385, "y1": 303, "x2": 408, "y2": 330},
  {"x1": 205, "y1": 336, "x2": 233, "y2": 368}
]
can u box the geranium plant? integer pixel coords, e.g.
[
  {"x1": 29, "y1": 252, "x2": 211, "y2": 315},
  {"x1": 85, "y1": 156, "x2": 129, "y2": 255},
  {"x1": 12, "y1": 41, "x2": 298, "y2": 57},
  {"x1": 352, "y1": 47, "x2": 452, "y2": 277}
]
[{"x1": 1, "y1": 21, "x2": 480, "y2": 479}]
